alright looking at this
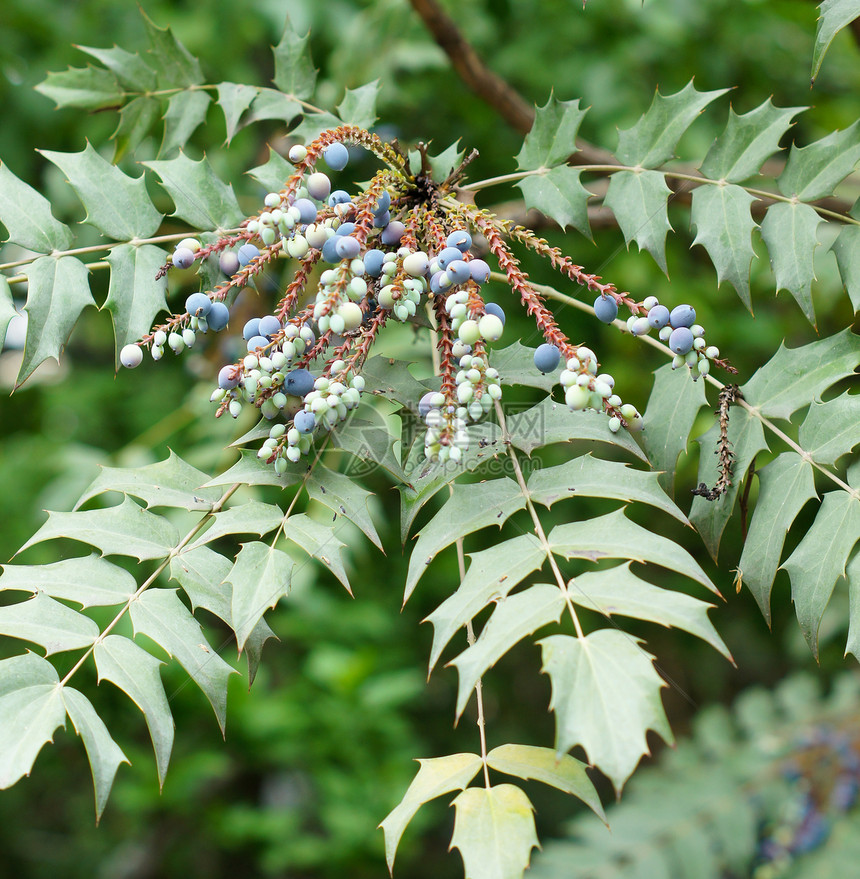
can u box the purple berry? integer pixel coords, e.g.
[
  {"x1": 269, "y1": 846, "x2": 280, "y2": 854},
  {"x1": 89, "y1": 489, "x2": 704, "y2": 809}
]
[
  {"x1": 381, "y1": 221, "x2": 405, "y2": 245},
  {"x1": 328, "y1": 190, "x2": 352, "y2": 207},
  {"x1": 437, "y1": 246, "x2": 462, "y2": 269},
  {"x1": 373, "y1": 191, "x2": 391, "y2": 215},
  {"x1": 218, "y1": 365, "x2": 240, "y2": 389},
  {"x1": 594, "y1": 295, "x2": 619, "y2": 323},
  {"x1": 173, "y1": 247, "x2": 195, "y2": 270},
  {"x1": 469, "y1": 259, "x2": 490, "y2": 284},
  {"x1": 219, "y1": 251, "x2": 240, "y2": 276},
  {"x1": 237, "y1": 243, "x2": 260, "y2": 267},
  {"x1": 293, "y1": 198, "x2": 318, "y2": 224},
  {"x1": 335, "y1": 222, "x2": 356, "y2": 236},
  {"x1": 246, "y1": 335, "x2": 269, "y2": 352},
  {"x1": 322, "y1": 236, "x2": 342, "y2": 263},
  {"x1": 445, "y1": 259, "x2": 470, "y2": 284},
  {"x1": 335, "y1": 235, "x2": 361, "y2": 260},
  {"x1": 185, "y1": 292, "x2": 211, "y2": 318}
]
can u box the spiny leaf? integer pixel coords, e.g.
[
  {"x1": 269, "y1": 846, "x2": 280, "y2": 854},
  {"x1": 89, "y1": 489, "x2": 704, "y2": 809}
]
[
  {"x1": 170, "y1": 545, "x2": 233, "y2": 623},
  {"x1": 566, "y1": 563, "x2": 731, "y2": 659},
  {"x1": 238, "y1": 88, "x2": 302, "y2": 131},
  {"x1": 450, "y1": 785, "x2": 540, "y2": 879},
  {"x1": 143, "y1": 153, "x2": 244, "y2": 231},
  {"x1": 380, "y1": 753, "x2": 483, "y2": 873},
  {"x1": 94, "y1": 635, "x2": 174, "y2": 787},
  {"x1": 0, "y1": 654, "x2": 65, "y2": 789},
  {"x1": 142, "y1": 9, "x2": 204, "y2": 88},
  {"x1": 290, "y1": 110, "x2": 341, "y2": 145},
  {"x1": 19, "y1": 495, "x2": 180, "y2": 562},
  {"x1": 159, "y1": 89, "x2": 212, "y2": 158},
  {"x1": 740, "y1": 328, "x2": 860, "y2": 420},
  {"x1": 603, "y1": 169, "x2": 672, "y2": 274},
  {"x1": 549, "y1": 508, "x2": 719, "y2": 594},
  {"x1": 331, "y1": 413, "x2": 405, "y2": 483},
  {"x1": 424, "y1": 534, "x2": 545, "y2": 674},
  {"x1": 699, "y1": 99, "x2": 804, "y2": 182},
  {"x1": 490, "y1": 342, "x2": 559, "y2": 393},
  {"x1": 759, "y1": 201, "x2": 821, "y2": 326},
  {"x1": 111, "y1": 95, "x2": 161, "y2": 162},
  {"x1": 188, "y1": 500, "x2": 284, "y2": 550},
  {"x1": 485, "y1": 744, "x2": 605, "y2": 820},
  {"x1": 407, "y1": 141, "x2": 466, "y2": 181},
  {"x1": 40, "y1": 144, "x2": 163, "y2": 239},
  {"x1": 225, "y1": 542, "x2": 293, "y2": 652},
  {"x1": 0, "y1": 161, "x2": 73, "y2": 252},
  {"x1": 283, "y1": 514, "x2": 350, "y2": 594},
  {"x1": 517, "y1": 166, "x2": 591, "y2": 235},
  {"x1": 17, "y1": 256, "x2": 94, "y2": 388},
  {"x1": 615, "y1": 81, "x2": 728, "y2": 168},
  {"x1": 272, "y1": 18, "x2": 317, "y2": 100},
  {"x1": 34, "y1": 65, "x2": 123, "y2": 110},
  {"x1": 516, "y1": 96, "x2": 588, "y2": 170},
  {"x1": 778, "y1": 120, "x2": 860, "y2": 201},
  {"x1": 844, "y1": 552, "x2": 860, "y2": 661},
  {"x1": 216, "y1": 82, "x2": 258, "y2": 144},
  {"x1": 62, "y1": 687, "x2": 128, "y2": 821},
  {"x1": 539, "y1": 630, "x2": 672, "y2": 794},
  {"x1": 527, "y1": 454, "x2": 687, "y2": 522},
  {"x1": 689, "y1": 406, "x2": 769, "y2": 561},
  {"x1": 0, "y1": 592, "x2": 98, "y2": 654},
  {"x1": 129, "y1": 588, "x2": 236, "y2": 733},
  {"x1": 690, "y1": 183, "x2": 757, "y2": 310},
  {"x1": 783, "y1": 489, "x2": 860, "y2": 658},
  {"x1": 306, "y1": 466, "x2": 382, "y2": 550},
  {"x1": 404, "y1": 478, "x2": 527, "y2": 604},
  {"x1": 798, "y1": 393, "x2": 860, "y2": 466},
  {"x1": 358, "y1": 354, "x2": 431, "y2": 410},
  {"x1": 0, "y1": 277, "x2": 15, "y2": 352},
  {"x1": 812, "y1": 0, "x2": 860, "y2": 82},
  {"x1": 103, "y1": 244, "x2": 169, "y2": 360},
  {"x1": 641, "y1": 364, "x2": 708, "y2": 494},
  {"x1": 0, "y1": 554, "x2": 136, "y2": 607},
  {"x1": 76, "y1": 43, "x2": 157, "y2": 91},
  {"x1": 204, "y1": 449, "x2": 304, "y2": 488},
  {"x1": 243, "y1": 618, "x2": 278, "y2": 686},
  {"x1": 830, "y1": 219, "x2": 860, "y2": 313},
  {"x1": 738, "y1": 453, "x2": 817, "y2": 624},
  {"x1": 337, "y1": 81, "x2": 380, "y2": 130},
  {"x1": 450, "y1": 584, "x2": 566, "y2": 718},
  {"x1": 247, "y1": 146, "x2": 295, "y2": 193}
]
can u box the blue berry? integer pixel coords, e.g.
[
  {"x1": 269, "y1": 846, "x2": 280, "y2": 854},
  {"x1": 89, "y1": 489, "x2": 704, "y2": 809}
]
[
  {"x1": 373, "y1": 210, "x2": 390, "y2": 228},
  {"x1": 668, "y1": 326, "x2": 694, "y2": 355},
  {"x1": 323, "y1": 142, "x2": 349, "y2": 171},
  {"x1": 258, "y1": 315, "x2": 282, "y2": 338},
  {"x1": 534, "y1": 343, "x2": 561, "y2": 373},
  {"x1": 437, "y1": 246, "x2": 463, "y2": 269},
  {"x1": 469, "y1": 259, "x2": 490, "y2": 284},
  {"x1": 593, "y1": 295, "x2": 619, "y2": 323},
  {"x1": 430, "y1": 271, "x2": 451, "y2": 294},
  {"x1": 418, "y1": 391, "x2": 436, "y2": 418},
  {"x1": 219, "y1": 251, "x2": 240, "y2": 276},
  {"x1": 484, "y1": 302, "x2": 506, "y2": 325},
  {"x1": 335, "y1": 235, "x2": 361, "y2": 260},
  {"x1": 669, "y1": 304, "x2": 696, "y2": 328},
  {"x1": 237, "y1": 243, "x2": 260, "y2": 267},
  {"x1": 286, "y1": 368, "x2": 315, "y2": 397},
  {"x1": 322, "y1": 236, "x2": 342, "y2": 263},
  {"x1": 363, "y1": 249, "x2": 385, "y2": 277},
  {"x1": 247, "y1": 335, "x2": 269, "y2": 352},
  {"x1": 242, "y1": 318, "x2": 261, "y2": 341},
  {"x1": 173, "y1": 247, "x2": 195, "y2": 270},
  {"x1": 207, "y1": 301, "x2": 230, "y2": 332},
  {"x1": 120, "y1": 344, "x2": 143, "y2": 369},
  {"x1": 218, "y1": 365, "x2": 240, "y2": 389},
  {"x1": 446, "y1": 260, "x2": 471, "y2": 284},
  {"x1": 185, "y1": 292, "x2": 211, "y2": 317},
  {"x1": 647, "y1": 304, "x2": 670, "y2": 328},
  {"x1": 373, "y1": 191, "x2": 391, "y2": 215},
  {"x1": 294, "y1": 410, "x2": 316, "y2": 433},
  {"x1": 293, "y1": 198, "x2": 318, "y2": 224},
  {"x1": 446, "y1": 230, "x2": 472, "y2": 252},
  {"x1": 381, "y1": 221, "x2": 405, "y2": 245},
  {"x1": 335, "y1": 222, "x2": 356, "y2": 236},
  {"x1": 328, "y1": 190, "x2": 352, "y2": 207}
]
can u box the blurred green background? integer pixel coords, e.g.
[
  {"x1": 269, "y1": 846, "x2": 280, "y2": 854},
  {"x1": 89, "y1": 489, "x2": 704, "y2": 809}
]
[{"x1": 0, "y1": 1, "x2": 858, "y2": 877}]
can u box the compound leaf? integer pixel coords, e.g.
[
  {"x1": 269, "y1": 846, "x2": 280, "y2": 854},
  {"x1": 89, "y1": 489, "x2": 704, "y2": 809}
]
[
  {"x1": 812, "y1": 0, "x2": 860, "y2": 81},
  {"x1": 204, "y1": 449, "x2": 304, "y2": 488},
  {"x1": 516, "y1": 96, "x2": 588, "y2": 169},
  {"x1": 0, "y1": 592, "x2": 98, "y2": 655},
  {"x1": 238, "y1": 88, "x2": 302, "y2": 131},
  {"x1": 142, "y1": 10, "x2": 203, "y2": 88},
  {"x1": 159, "y1": 89, "x2": 212, "y2": 158},
  {"x1": 272, "y1": 19, "x2": 317, "y2": 100},
  {"x1": 0, "y1": 278, "x2": 12, "y2": 353},
  {"x1": 0, "y1": 161, "x2": 73, "y2": 252},
  {"x1": 76, "y1": 43, "x2": 156, "y2": 91},
  {"x1": 337, "y1": 81, "x2": 380, "y2": 130},
  {"x1": 831, "y1": 220, "x2": 860, "y2": 313},
  {"x1": 111, "y1": 95, "x2": 161, "y2": 162},
  {"x1": 188, "y1": 500, "x2": 284, "y2": 550},
  {"x1": 778, "y1": 120, "x2": 860, "y2": 201},
  {"x1": 216, "y1": 82, "x2": 258, "y2": 143},
  {"x1": 283, "y1": 514, "x2": 350, "y2": 594},
  {"x1": 798, "y1": 393, "x2": 860, "y2": 466},
  {"x1": 170, "y1": 545, "x2": 233, "y2": 624},
  {"x1": 247, "y1": 146, "x2": 295, "y2": 193},
  {"x1": 306, "y1": 466, "x2": 382, "y2": 550},
  {"x1": 517, "y1": 166, "x2": 591, "y2": 235},
  {"x1": 35, "y1": 65, "x2": 123, "y2": 111}
]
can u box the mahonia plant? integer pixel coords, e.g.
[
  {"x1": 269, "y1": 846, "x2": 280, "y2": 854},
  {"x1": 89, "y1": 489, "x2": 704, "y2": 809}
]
[{"x1": 0, "y1": 7, "x2": 859, "y2": 879}]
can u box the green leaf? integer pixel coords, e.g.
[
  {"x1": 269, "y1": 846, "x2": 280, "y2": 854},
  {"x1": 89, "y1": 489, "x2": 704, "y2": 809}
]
[
  {"x1": 407, "y1": 141, "x2": 466, "y2": 181},
  {"x1": 76, "y1": 44, "x2": 157, "y2": 91},
  {"x1": 380, "y1": 753, "x2": 483, "y2": 873},
  {"x1": 143, "y1": 153, "x2": 244, "y2": 231},
  {"x1": 272, "y1": 19, "x2": 317, "y2": 100},
  {"x1": 738, "y1": 453, "x2": 817, "y2": 624},
  {"x1": 204, "y1": 449, "x2": 305, "y2": 488},
  {"x1": 40, "y1": 144, "x2": 163, "y2": 239},
  {"x1": 539, "y1": 630, "x2": 672, "y2": 794},
  {"x1": 0, "y1": 592, "x2": 98, "y2": 654},
  {"x1": 516, "y1": 96, "x2": 588, "y2": 170},
  {"x1": 603, "y1": 170, "x2": 672, "y2": 274},
  {"x1": 94, "y1": 635, "x2": 174, "y2": 787},
  {"x1": 17, "y1": 256, "x2": 94, "y2": 388},
  {"x1": 451, "y1": 584, "x2": 565, "y2": 718},
  {"x1": 485, "y1": 744, "x2": 605, "y2": 820},
  {"x1": 759, "y1": 201, "x2": 821, "y2": 326},
  {"x1": 689, "y1": 407, "x2": 769, "y2": 561},
  {"x1": 247, "y1": 146, "x2": 295, "y2": 194},
  {"x1": 778, "y1": 121, "x2": 860, "y2": 201},
  {"x1": 0, "y1": 554, "x2": 136, "y2": 607},
  {"x1": 103, "y1": 244, "x2": 168, "y2": 360},
  {"x1": 527, "y1": 454, "x2": 687, "y2": 523},
  {"x1": 238, "y1": 88, "x2": 302, "y2": 130},
  {"x1": 283, "y1": 514, "x2": 351, "y2": 594},
  {"x1": 424, "y1": 534, "x2": 546, "y2": 674},
  {"x1": 490, "y1": 342, "x2": 559, "y2": 393},
  {"x1": 567, "y1": 563, "x2": 731, "y2": 659},
  {"x1": 830, "y1": 219, "x2": 860, "y2": 313},
  {"x1": 129, "y1": 589, "x2": 236, "y2": 733},
  {"x1": 690, "y1": 183, "x2": 757, "y2": 310},
  {"x1": 159, "y1": 89, "x2": 212, "y2": 158},
  {"x1": 243, "y1": 618, "x2": 278, "y2": 686},
  {"x1": 306, "y1": 466, "x2": 382, "y2": 550},
  {"x1": 19, "y1": 495, "x2": 180, "y2": 562},
  {"x1": 404, "y1": 478, "x2": 527, "y2": 604},
  {"x1": 549, "y1": 508, "x2": 718, "y2": 594},
  {"x1": 225, "y1": 541, "x2": 293, "y2": 651},
  {"x1": 188, "y1": 500, "x2": 284, "y2": 550},
  {"x1": 517, "y1": 166, "x2": 591, "y2": 235},
  {"x1": 615, "y1": 81, "x2": 728, "y2": 168},
  {"x1": 505, "y1": 397, "x2": 648, "y2": 460},
  {"x1": 111, "y1": 96, "x2": 161, "y2": 162},
  {"x1": 740, "y1": 328, "x2": 860, "y2": 420},
  {"x1": 170, "y1": 545, "x2": 233, "y2": 623},
  {"x1": 337, "y1": 81, "x2": 380, "y2": 130},
  {"x1": 799, "y1": 393, "x2": 860, "y2": 465},
  {"x1": 0, "y1": 654, "x2": 65, "y2": 789},
  {"x1": 0, "y1": 277, "x2": 17, "y2": 353},
  {"x1": 331, "y1": 413, "x2": 405, "y2": 484},
  {"x1": 289, "y1": 110, "x2": 341, "y2": 145},
  {"x1": 783, "y1": 489, "x2": 860, "y2": 657},
  {"x1": 844, "y1": 552, "x2": 860, "y2": 661},
  {"x1": 699, "y1": 99, "x2": 804, "y2": 182},
  {"x1": 450, "y1": 785, "x2": 539, "y2": 879},
  {"x1": 812, "y1": 0, "x2": 860, "y2": 81},
  {"x1": 641, "y1": 364, "x2": 708, "y2": 494},
  {"x1": 35, "y1": 66, "x2": 123, "y2": 110},
  {"x1": 0, "y1": 161, "x2": 73, "y2": 251},
  {"x1": 142, "y1": 10, "x2": 204, "y2": 88},
  {"x1": 354, "y1": 354, "x2": 431, "y2": 411},
  {"x1": 216, "y1": 82, "x2": 258, "y2": 143},
  {"x1": 62, "y1": 687, "x2": 128, "y2": 820}
]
